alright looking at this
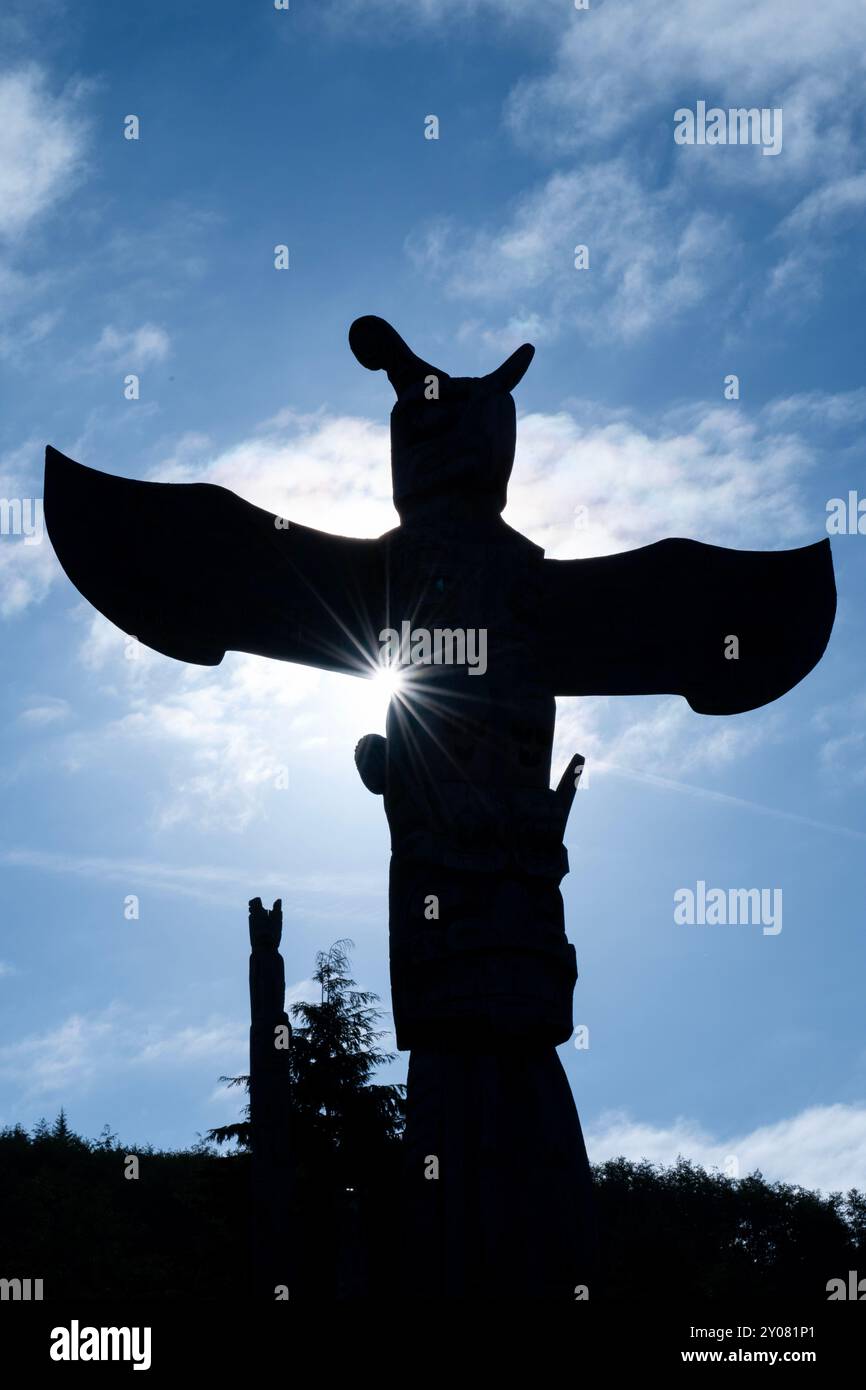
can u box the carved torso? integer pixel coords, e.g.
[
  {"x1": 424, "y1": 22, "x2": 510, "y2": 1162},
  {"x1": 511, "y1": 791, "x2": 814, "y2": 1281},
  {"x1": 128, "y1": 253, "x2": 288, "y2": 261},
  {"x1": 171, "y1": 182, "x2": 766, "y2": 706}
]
[{"x1": 379, "y1": 518, "x2": 577, "y2": 1050}]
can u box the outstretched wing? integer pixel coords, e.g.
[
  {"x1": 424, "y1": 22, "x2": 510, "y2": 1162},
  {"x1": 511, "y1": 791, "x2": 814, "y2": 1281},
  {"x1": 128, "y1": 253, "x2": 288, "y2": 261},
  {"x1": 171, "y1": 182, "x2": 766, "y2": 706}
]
[
  {"x1": 538, "y1": 537, "x2": 835, "y2": 715},
  {"x1": 44, "y1": 446, "x2": 385, "y2": 676}
]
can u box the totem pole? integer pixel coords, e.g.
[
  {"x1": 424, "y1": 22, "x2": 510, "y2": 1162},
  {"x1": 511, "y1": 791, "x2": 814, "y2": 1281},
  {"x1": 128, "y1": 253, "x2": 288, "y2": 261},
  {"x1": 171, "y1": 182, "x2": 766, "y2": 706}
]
[
  {"x1": 43, "y1": 315, "x2": 835, "y2": 1297},
  {"x1": 247, "y1": 895, "x2": 293, "y2": 1297}
]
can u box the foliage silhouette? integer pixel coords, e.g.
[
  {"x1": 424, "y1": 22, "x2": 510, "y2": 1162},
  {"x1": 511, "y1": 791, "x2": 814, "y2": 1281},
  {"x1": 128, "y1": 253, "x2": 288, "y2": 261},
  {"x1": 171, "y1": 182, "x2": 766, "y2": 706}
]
[
  {"x1": 207, "y1": 938, "x2": 405, "y2": 1295},
  {"x1": 208, "y1": 938, "x2": 405, "y2": 1165},
  {"x1": 1, "y1": 1113, "x2": 862, "y2": 1301}
]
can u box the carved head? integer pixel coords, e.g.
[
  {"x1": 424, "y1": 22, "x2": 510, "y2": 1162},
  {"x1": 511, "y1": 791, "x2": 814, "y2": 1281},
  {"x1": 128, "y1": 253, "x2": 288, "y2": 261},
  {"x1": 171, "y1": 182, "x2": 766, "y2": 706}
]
[{"x1": 349, "y1": 316, "x2": 534, "y2": 521}]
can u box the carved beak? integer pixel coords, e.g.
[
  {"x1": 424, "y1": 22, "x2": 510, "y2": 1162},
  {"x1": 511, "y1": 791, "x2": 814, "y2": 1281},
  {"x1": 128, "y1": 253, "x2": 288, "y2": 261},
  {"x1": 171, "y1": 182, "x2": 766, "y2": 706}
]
[{"x1": 349, "y1": 316, "x2": 447, "y2": 397}]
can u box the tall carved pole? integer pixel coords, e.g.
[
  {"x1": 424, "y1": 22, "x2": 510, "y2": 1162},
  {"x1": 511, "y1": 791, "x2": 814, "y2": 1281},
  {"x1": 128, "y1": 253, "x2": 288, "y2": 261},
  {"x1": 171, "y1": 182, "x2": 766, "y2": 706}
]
[
  {"x1": 248, "y1": 896, "x2": 293, "y2": 1298},
  {"x1": 355, "y1": 649, "x2": 596, "y2": 1297},
  {"x1": 44, "y1": 313, "x2": 836, "y2": 1300}
]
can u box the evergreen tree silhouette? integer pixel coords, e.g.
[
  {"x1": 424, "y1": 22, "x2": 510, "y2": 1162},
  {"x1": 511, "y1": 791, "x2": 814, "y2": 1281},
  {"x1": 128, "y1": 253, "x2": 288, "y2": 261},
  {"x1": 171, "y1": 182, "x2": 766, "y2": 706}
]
[
  {"x1": 52, "y1": 1107, "x2": 72, "y2": 1143},
  {"x1": 208, "y1": 939, "x2": 405, "y2": 1168}
]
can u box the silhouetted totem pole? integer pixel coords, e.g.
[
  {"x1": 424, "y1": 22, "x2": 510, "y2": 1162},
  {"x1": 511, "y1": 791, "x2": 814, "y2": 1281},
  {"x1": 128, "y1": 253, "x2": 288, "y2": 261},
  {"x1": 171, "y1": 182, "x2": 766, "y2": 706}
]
[
  {"x1": 44, "y1": 315, "x2": 835, "y2": 1298},
  {"x1": 247, "y1": 895, "x2": 293, "y2": 1297}
]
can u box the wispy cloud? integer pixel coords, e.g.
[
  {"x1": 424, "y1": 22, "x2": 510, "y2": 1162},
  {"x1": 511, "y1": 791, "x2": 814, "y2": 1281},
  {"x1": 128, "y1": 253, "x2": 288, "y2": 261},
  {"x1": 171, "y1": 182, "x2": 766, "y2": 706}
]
[
  {"x1": 606, "y1": 759, "x2": 866, "y2": 845},
  {"x1": 552, "y1": 695, "x2": 784, "y2": 797},
  {"x1": 762, "y1": 389, "x2": 866, "y2": 431},
  {"x1": 0, "y1": 1010, "x2": 117, "y2": 1097},
  {"x1": 0, "y1": 992, "x2": 326, "y2": 1104},
  {"x1": 401, "y1": 0, "x2": 866, "y2": 343},
  {"x1": 506, "y1": 400, "x2": 817, "y2": 558},
  {"x1": 0, "y1": 65, "x2": 90, "y2": 361},
  {"x1": 814, "y1": 691, "x2": 866, "y2": 790},
  {"x1": 0, "y1": 308, "x2": 62, "y2": 361},
  {"x1": 504, "y1": 0, "x2": 866, "y2": 184},
  {"x1": 17, "y1": 696, "x2": 70, "y2": 726},
  {"x1": 0, "y1": 65, "x2": 89, "y2": 240},
  {"x1": 408, "y1": 163, "x2": 736, "y2": 346},
  {"x1": 334, "y1": 0, "x2": 556, "y2": 33},
  {"x1": 0, "y1": 438, "x2": 59, "y2": 618},
  {"x1": 587, "y1": 1102, "x2": 866, "y2": 1193},
  {"x1": 778, "y1": 171, "x2": 866, "y2": 235},
  {"x1": 0, "y1": 846, "x2": 381, "y2": 907},
  {"x1": 0, "y1": 1004, "x2": 247, "y2": 1099},
  {"x1": 89, "y1": 323, "x2": 172, "y2": 371}
]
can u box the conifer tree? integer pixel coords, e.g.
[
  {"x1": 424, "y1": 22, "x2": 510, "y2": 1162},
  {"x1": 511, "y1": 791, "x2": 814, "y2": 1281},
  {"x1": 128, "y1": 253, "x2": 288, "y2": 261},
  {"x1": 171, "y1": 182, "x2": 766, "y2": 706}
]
[{"x1": 208, "y1": 939, "x2": 405, "y2": 1166}]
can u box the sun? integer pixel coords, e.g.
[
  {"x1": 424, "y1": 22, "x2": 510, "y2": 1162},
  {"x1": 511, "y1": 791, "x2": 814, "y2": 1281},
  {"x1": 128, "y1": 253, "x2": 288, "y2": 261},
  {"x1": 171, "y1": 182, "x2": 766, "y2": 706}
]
[
  {"x1": 372, "y1": 662, "x2": 405, "y2": 701},
  {"x1": 345, "y1": 659, "x2": 407, "y2": 731}
]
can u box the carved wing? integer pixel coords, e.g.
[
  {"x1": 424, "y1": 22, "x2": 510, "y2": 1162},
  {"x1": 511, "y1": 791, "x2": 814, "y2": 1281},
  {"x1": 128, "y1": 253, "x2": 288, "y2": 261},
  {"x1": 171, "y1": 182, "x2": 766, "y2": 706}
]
[
  {"x1": 44, "y1": 446, "x2": 386, "y2": 676},
  {"x1": 538, "y1": 537, "x2": 835, "y2": 715}
]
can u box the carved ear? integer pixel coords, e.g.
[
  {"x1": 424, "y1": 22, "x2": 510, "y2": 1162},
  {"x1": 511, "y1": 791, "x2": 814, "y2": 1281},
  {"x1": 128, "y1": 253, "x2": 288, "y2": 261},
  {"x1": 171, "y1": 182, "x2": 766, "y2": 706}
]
[
  {"x1": 485, "y1": 343, "x2": 535, "y2": 393},
  {"x1": 349, "y1": 316, "x2": 446, "y2": 396}
]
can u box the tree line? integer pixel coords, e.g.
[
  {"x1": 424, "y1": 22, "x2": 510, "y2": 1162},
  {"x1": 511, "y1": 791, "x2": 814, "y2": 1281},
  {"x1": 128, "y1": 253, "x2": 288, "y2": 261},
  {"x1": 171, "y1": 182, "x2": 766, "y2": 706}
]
[{"x1": 1, "y1": 943, "x2": 862, "y2": 1300}]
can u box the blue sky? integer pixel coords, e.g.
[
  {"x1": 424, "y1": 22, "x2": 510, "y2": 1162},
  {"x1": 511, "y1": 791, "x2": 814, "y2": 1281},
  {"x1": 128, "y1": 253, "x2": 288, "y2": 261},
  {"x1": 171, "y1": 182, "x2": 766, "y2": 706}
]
[{"x1": 1, "y1": 0, "x2": 865, "y2": 1190}]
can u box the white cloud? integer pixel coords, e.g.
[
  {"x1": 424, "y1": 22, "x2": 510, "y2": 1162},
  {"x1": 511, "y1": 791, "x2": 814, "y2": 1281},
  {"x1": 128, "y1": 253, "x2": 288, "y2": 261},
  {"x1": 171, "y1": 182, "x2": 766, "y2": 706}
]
[
  {"x1": 819, "y1": 731, "x2": 866, "y2": 787},
  {"x1": 0, "y1": 66, "x2": 88, "y2": 360},
  {"x1": 0, "y1": 1011, "x2": 117, "y2": 1096},
  {"x1": 0, "y1": 65, "x2": 89, "y2": 240},
  {"x1": 285, "y1": 977, "x2": 319, "y2": 1008},
  {"x1": 505, "y1": 0, "x2": 866, "y2": 183},
  {"x1": 0, "y1": 1005, "x2": 247, "y2": 1098},
  {"x1": 91, "y1": 323, "x2": 171, "y2": 370},
  {"x1": 0, "y1": 540, "x2": 55, "y2": 618},
  {"x1": 763, "y1": 248, "x2": 825, "y2": 311},
  {"x1": 74, "y1": 625, "x2": 394, "y2": 831},
  {"x1": 506, "y1": 400, "x2": 816, "y2": 558},
  {"x1": 153, "y1": 408, "x2": 397, "y2": 537},
  {"x1": 0, "y1": 845, "x2": 381, "y2": 908},
  {"x1": 762, "y1": 389, "x2": 866, "y2": 430},
  {"x1": 134, "y1": 1020, "x2": 246, "y2": 1067},
  {"x1": 400, "y1": 1, "x2": 866, "y2": 341},
  {"x1": 764, "y1": 175, "x2": 866, "y2": 308},
  {"x1": 148, "y1": 431, "x2": 212, "y2": 480},
  {"x1": 0, "y1": 308, "x2": 62, "y2": 360},
  {"x1": 18, "y1": 695, "x2": 70, "y2": 725},
  {"x1": 0, "y1": 439, "x2": 58, "y2": 618},
  {"x1": 780, "y1": 172, "x2": 866, "y2": 235},
  {"x1": 556, "y1": 733, "x2": 866, "y2": 845},
  {"x1": 408, "y1": 163, "x2": 735, "y2": 345},
  {"x1": 334, "y1": 0, "x2": 556, "y2": 31},
  {"x1": 814, "y1": 692, "x2": 866, "y2": 789},
  {"x1": 552, "y1": 694, "x2": 782, "y2": 795},
  {"x1": 587, "y1": 1102, "x2": 866, "y2": 1193}
]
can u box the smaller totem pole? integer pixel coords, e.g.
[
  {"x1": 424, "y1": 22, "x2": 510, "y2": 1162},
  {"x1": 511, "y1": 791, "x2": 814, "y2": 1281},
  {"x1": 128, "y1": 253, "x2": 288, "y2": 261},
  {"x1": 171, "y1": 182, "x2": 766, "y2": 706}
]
[{"x1": 248, "y1": 896, "x2": 293, "y2": 1298}]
